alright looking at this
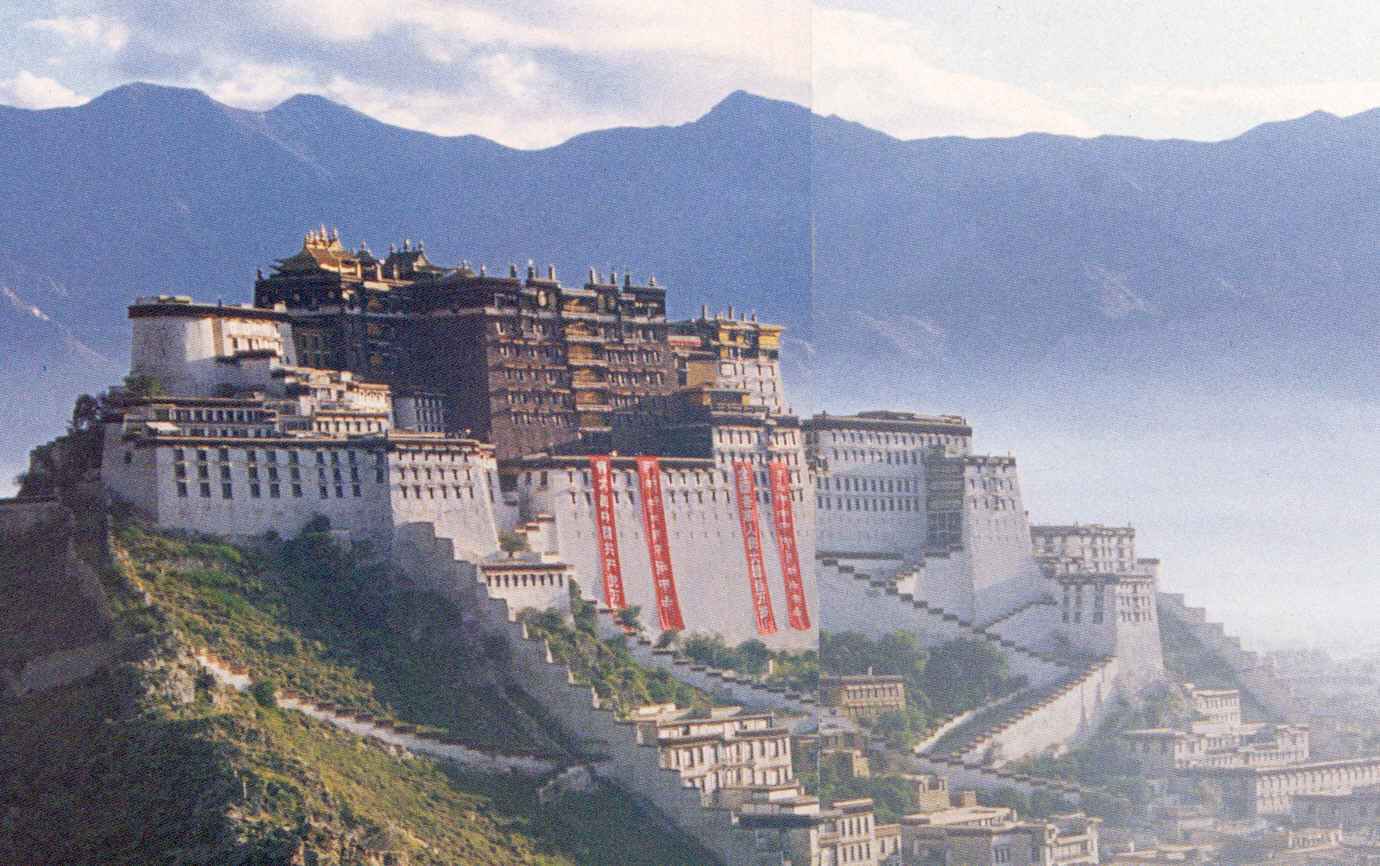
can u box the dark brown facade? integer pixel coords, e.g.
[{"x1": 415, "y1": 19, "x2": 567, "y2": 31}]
[{"x1": 253, "y1": 230, "x2": 679, "y2": 460}]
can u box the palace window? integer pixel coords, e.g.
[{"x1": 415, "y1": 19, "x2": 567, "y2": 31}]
[
  {"x1": 270, "y1": 484, "x2": 280, "y2": 498},
  {"x1": 177, "y1": 482, "x2": 188, "y2": 498},
  {"x1": 199, "y1": 482, "x2": 211, "y2": 498},
  {"x1": 292, "y1": 484, "x2": 303, "y2": 498},
  {"x1": 221, "y1": 483, "x2": 232, "y2": 499}
]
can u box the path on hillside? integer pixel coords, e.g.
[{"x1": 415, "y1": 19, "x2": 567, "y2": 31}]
[{"x1": 195, "y1": 651, "x2": 561, "y2": 776}]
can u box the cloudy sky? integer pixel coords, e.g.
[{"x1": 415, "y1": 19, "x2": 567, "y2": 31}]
[{"x1": 5, "y1": 1, "x2": 1380, "y2": 147}]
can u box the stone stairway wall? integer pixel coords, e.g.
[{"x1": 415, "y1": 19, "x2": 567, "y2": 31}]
[
  {"x1": 395, "y1": 522, "x2": 764, "y2": 866},
  {"x1": 817, "y1": 558, "x2": 1068, "y2": 689},
  {"x1": 949, "y1": 657, "x2": 1120, "y2": 766},
  {"x1": 983, "y1": 598, "x2": 1061, "y2": 655},
  {"x1": 195, "y1": 651, "x2": 560, "y2": 775},
  {"x1": 907, "y1": 753, "x2": 1087, "y2": 804},
  {"x1": 1157, "y1": 591, "x2": 1306, "y2": 723}
]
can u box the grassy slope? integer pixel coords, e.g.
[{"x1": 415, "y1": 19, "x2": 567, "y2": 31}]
[
  {"x1": 0, "y1": 512, "x2": 713, "y2": 865},
  {"x1": 114, "y1": 517, "x2": 565, "y2": 754},
  {"x1": 520, "y1": 605, "x2": 713, "y2": 719},
  {"x1": 0, "y1": 669, "x2": 710, "y2": 865}
]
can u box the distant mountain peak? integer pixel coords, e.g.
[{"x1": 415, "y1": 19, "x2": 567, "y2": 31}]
[
  {"x1": 701, "y1": 89, "x2": 809, "y2": 123},
  {"x1": 89, "y1": 81, "x2": 215, "y2": 109},
  {"x1": 270, "y1": 92, "x2": 358, "y2": 116}
]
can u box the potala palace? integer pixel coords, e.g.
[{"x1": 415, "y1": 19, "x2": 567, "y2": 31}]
[{"x1": 24, "y1": 227, "x2": 1342, "y2": 864}]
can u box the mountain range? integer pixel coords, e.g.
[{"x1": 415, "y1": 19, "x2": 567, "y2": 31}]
[
  {"x1": 5, "y1": 83, "x2": 1380, "y2": 432},
  {"x1": 4, "y1": 82, "x2": 1380, "y2": 646}
]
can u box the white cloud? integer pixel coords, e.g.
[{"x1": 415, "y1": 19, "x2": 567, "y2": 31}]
[
  {"x1": 25, "y1": 15, "x2": 130, "y2": 52},
  {"x1": 1080, "y1": 80, "x2": 1380, "y2": 127},
  {"x1": 262, "y1": 0, "x2": 810, "y2": 68},
  {"x1": 0, "y1": 70, "x2": 85, "y2": 109},
  {"x1": 192, "y1": 58, "x2": 648, "y2": 148},
  {"x1": 811, "y1": 7, "x2": 1097, "y2": 139}
]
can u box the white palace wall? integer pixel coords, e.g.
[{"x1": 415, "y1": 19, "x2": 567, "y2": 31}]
[
  {"x1": 102, "y1": 427, "x2": 500, "y2": 559},
  {"x1": 393, "y1": 525, "x2": 762, "y2": 865},
  {"x1": 516, "y1": 453, "x2": 817, "y2": 650},
  {"x1": 129, "y1": 302, "x2": 295, "y2": 396},
  {"x1": 958, "y1": 458, "x2": 1048, "y2": 626}
]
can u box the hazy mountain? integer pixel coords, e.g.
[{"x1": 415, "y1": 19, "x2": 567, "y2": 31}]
[{"x1": 5, "y1": 82, "x2": 1380, "y2": 511}]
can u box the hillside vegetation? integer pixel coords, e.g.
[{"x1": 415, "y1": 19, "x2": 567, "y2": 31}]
[
  {"x1": 0, "y1": 507, "x2": 712, "y2": 864},
  {"x1": 113, "y1": 514, "x2": 565, "y2": 754},
  {"x1": 820, "y1": 630, "x2": 1024, "y2": 749}
]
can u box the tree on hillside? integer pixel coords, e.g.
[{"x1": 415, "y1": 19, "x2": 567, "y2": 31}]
[
  {"x1": 122, "y1": 373, "x2": 165, "y2": 398},
  {"x1": 68, "y1": 394, "x2": 102, "y2": 433},
  {"x1": 922, "y1": 638, "x2": 1016, "y2": 715}
]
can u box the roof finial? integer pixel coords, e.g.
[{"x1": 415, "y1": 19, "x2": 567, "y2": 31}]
[
  {"x1": 548, "y1": 264, "x2": 556, "y2": 280},
  {"x1": 588, "y1": 266, "x2": 597, "y2": 284},
  {"x1": 623, "y1": 271, "x2": 632, "y2": 288},
  {"x1": 649, "y1": 275, "x2": 657, "y2": 287},
  {"x1": 527, "y1": 259, "x2": 536, "y2": 280},
  {"x1": 509, "y1": 262, "x2": 518, "y2": 278},
  {"x1": 480, "y1": 263, "x2": 487, "y2": 276}
]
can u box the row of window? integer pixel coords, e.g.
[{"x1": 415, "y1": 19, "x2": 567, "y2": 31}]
[
  {"x1": 818, "y1": 475, "x2": 918, "y2": 493},
  {"x1": 817, "y1": 496, "x2": 920, "y2": 512},
  {"x1": 811, "y1": 429, "x2": 964, "y2": 447},
  {"x1": 176, "y1": 481, "x2": 363, "y2": 500},
  {"x1": 825, "y1": 448, "x2": 924, "y2": 465}
]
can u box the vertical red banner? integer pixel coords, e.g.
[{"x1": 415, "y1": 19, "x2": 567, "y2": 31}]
[
  {"x1": 635, "y1": 456, "x2": 686, "y2": 631},
  {"x1": 733, "y1": 460, "x2": 779, "y2": 635},
  {"x1": 769, "y1": 460, "x2": 811, "y2": 630},
  {"x1": 588, "y1": 456, "x2": 626, "y2": 610}
]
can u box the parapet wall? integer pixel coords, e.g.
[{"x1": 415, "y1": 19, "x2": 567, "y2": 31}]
[
  {"x1": 395, "y1": 522, "x2": 760, "y2": 866},
  {"x1": 623, "y1": 642, "x2": 815, "y2": 723},
  {"x1": 817, "y1": 560, "x2": 1067, "y2": 689},
  {"x1": 0, "y1": 497, "x2": 67, "y2": 539},
  {"x1": 1158, "y1": 592, "x2": 1306, "y2": 723},
  {"x1": 963, "y1": 657, "x2": 1121, "y2": 765},
  {"x1": 906, "y1": 754, "x2": 1085, "y2": 805},
  {"x1": 985, "y1": 599, "x2": 1060, "y2": 655}
]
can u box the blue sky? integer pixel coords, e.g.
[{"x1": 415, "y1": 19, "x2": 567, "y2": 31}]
[{"x1": 6, "y1": 1, "x2": 1380, "y2": 146}]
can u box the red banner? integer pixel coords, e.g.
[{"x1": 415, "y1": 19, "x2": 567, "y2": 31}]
[
  {"x1": 733, "y1": 460, "x2": 779, "y2": 635},
  {"x1": 769, "y1": 460, "x2": 811, "y2": 630},
  {"x1": 588, "y1": 456, "x2": 626, "y2": 610},
  {"x1": 635, "y1": 456, "x2": 686, "y2": 631}
]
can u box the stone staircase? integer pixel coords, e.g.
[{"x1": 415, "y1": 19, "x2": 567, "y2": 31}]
[
  {"x1": 195, "y1": 650, "x2": 560, "y2": 776},
  {"x1": 1157, "y1": 591, "x2": 1306, "y2": 723},
  {"x1": 983, "y1": 596, "x2": 1059, "y2": 634},
  {"x1": 919, "y1": 656, "x2": 1117, "y2": 765},
  {"x1": 818, "y1": 557, "x2": 1067, "y2": 681},
  {"x1": 818, "y1": 553, "x2": 1123, "y2": 806},
  {"x1": 395, "y1": 522, "x2": 778, "y2": 866}
]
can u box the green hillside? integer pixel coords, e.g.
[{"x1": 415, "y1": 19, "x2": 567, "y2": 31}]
[{"x1": 0, "y1": 507, "x2": 712, "y2": 865}]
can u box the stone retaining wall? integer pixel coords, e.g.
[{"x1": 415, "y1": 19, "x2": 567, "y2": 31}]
[
  {"x1": 194, "y1": 651, "x2": 561, "y2": 775},
  {"x1": 818, "y1": 559, "x2": 1068, "y2": 688},
  {"x1": 959, "y1": 657, "x2": 1120, "y2": 765},
  {"x1": 1158, "y1": 592, "x2": 1306, "y2": 723},
  {"x1": 395, "y1": 522, "x2": 759, "y2": 865}
]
